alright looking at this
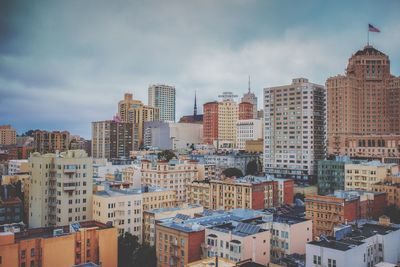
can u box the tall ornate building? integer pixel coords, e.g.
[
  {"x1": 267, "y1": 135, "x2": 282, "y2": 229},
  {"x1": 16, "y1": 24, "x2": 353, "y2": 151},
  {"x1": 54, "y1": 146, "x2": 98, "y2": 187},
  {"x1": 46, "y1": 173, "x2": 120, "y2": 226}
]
[
  {"x1": 241, "y1": 76, "x2": 258, "y2": 118},
  {"x1": 327, "y1": 45, "x2": 400, "y2": 158},
  {"x1": 118, "y1": 93, "x2": 159, "y2": 149}
]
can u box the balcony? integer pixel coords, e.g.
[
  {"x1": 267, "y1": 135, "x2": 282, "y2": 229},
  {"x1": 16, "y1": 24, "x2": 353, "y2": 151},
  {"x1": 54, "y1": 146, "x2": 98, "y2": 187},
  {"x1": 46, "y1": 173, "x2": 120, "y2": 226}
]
[
  {"x1": 64, "y1": 165, "x2": 77, "y2": 174},
  {"x1": 63, "y1": 182, "x2": 77, "y2": 191}
]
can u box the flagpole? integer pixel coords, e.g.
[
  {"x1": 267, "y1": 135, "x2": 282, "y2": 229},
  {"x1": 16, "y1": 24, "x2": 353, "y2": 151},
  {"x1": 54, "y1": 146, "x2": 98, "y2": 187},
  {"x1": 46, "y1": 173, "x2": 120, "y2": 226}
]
[{"x1": 367, "y1": 26, "x2": 369, "y2": 45}]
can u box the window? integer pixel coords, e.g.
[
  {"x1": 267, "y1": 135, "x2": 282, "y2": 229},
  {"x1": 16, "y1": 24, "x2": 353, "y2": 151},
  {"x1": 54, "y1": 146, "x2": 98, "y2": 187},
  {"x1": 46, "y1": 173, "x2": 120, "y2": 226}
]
[
  {"x1": 30, "y1": 248, "x2": 35, "y2": 257},
  {"x1": 21, "y1": 250, "x2": 26, "y2": 259}
]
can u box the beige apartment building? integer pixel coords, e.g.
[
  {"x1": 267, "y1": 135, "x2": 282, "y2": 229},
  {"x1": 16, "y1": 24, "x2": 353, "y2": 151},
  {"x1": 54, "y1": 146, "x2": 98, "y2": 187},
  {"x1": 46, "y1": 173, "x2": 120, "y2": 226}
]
[
  {"x1": 141, "y1": 160, "x2": 200, "y2": 202},
  {"x1": 344, "y1": 161, "x2": 399, "y2": 191},
  {"x1": 143, "y1": 204, "x2": 203, "y2": 246},
  {"x1": 142, "y1": 186, "x2": 177, "y2": 210},
  {"x1": 118, "y1": 93, "x2": 160, "y2": 149},
  {"x1": 218, "y1": 93, "x2": 239, "y2": 146},
  {"x1": 93, "y1": 189, "x2": 143, "y2": 240},
  {"x1": 0, "y1": 125, "x2": 17, "y2": 145},
  {"x1": 0, "y1": 221, "x2": 117, "y2": 267},
  {"x1": 28, "y1": 150, "x2": 93, "y2": 228},
  {"x1": 327, "y1": 45, "x2": 400, "y2": 157}
]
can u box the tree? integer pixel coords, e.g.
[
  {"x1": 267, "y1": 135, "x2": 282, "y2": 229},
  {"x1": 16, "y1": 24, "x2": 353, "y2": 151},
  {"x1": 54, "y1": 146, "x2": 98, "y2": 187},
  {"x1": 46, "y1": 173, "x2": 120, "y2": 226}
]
[
  {"x1": 157, "y1": 150, "x2": 176, "y2": 161},
  {"x1": 222, "y1": 168, "x2": 243, "y2": 178},
  {"x1": 118, "y1": 232, "x2": 140, "y2": 267},
  {"x1": 294, "y1": 193, "x2": 305, "y2": 202},
  {"x1": 246, "y1": 160, "x2": 259, "y2": 175},
  {"x1": 383, "y1": 204, "x2": 400, "y2": 224},
  {"x1": 134, "y1": 245, "x2": 157, "y2": 267}
]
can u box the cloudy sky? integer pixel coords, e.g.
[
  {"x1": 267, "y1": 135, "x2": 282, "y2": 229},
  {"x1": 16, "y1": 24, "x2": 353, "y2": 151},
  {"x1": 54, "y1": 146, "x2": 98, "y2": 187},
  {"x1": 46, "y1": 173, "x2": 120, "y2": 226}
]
[{"x1": 1, "y1": 0, "x2": 400, "y2": 138}]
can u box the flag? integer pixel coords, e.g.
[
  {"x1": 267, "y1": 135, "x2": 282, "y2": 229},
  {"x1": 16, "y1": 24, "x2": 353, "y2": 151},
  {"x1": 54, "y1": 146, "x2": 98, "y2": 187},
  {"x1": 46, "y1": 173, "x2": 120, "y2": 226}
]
[{"x1": 368, "y1": 24, "x2": 380, "y2": 33}]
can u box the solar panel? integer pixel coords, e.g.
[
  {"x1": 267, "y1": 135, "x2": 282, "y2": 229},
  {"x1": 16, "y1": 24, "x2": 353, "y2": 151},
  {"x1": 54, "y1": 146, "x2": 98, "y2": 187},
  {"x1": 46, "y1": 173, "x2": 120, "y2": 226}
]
[
  {"x1": 175, "y1": 214, "x2": 190, "y2": 220},
  {"x1": 236, "y1": 222, "x2": 260, "y2": 235}
]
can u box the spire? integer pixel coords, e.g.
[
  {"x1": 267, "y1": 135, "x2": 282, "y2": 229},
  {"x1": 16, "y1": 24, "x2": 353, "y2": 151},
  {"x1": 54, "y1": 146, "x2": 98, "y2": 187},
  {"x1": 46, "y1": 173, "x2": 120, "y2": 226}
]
[
  {"x1": 193, "y1": 90, "x2": 197, "y2": 117},
  {"x1": 248, "y1": 75, "x2": 251, "y2": 93}
]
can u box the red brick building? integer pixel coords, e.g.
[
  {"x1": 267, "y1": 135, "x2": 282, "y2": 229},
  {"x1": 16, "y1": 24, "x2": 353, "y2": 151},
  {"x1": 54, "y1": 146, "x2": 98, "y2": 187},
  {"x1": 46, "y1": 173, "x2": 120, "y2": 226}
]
[
  {"x1": 305, "y1": 190, "x2": 387, "y2": 238},
  {"x1": 203, "y1": 102, "x2": 219, "y2": 144},
  {"x1": 239, "y1": 101, "x2": 254, "y2": 120}
]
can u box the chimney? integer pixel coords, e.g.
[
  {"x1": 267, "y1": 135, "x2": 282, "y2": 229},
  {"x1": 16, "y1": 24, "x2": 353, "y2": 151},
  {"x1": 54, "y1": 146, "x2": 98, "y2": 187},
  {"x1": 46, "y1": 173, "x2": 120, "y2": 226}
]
[{"x1": 378, "y1": 215, "x2": 391, "y2": 226}]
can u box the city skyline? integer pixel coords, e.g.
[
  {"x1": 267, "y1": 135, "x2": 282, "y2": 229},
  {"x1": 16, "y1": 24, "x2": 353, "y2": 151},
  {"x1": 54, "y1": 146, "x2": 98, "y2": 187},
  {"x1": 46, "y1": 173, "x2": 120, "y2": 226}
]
[{"x1": 1, "y1": 1, "x2": 400, "y2": 138}]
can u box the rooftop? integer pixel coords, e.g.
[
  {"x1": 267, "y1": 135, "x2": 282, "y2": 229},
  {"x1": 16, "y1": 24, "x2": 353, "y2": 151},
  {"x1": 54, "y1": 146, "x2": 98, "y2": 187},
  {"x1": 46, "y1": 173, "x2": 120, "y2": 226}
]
[
  {"x1": 273, "y1": 214, "x2": 309, "y2": 225},
  {"x1": 95, "y1": 186, "x2": 171, "y2": 197},
  {"x1": 354, "y1": 45, "x2": 387, "y2": 57},
  {"x1": 145, "y1": 204, "x2": 202, "y2": 214},
  {"x1": 309, "y1": 223, "x2": 400, "y2": 251},
  {"x1": 159, "y1": 209, "x2": 271, "y2": 233},
  {"x1": 14, "y1": 221, "x2": 111, "y2": 242}
]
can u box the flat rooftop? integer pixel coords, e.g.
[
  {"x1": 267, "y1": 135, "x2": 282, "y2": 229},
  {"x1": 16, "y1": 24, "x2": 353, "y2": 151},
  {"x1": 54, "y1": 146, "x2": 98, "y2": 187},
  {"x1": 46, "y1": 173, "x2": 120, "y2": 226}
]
[
  {"x1": 308, "y1": 238, "x2": 364, "y2": 251},
  {"x1": 145, "y1": 204, "x2": 202, "y2": 214},
  {"x1": 14, "y1": 221, "x2": 111, "y2": 241}
]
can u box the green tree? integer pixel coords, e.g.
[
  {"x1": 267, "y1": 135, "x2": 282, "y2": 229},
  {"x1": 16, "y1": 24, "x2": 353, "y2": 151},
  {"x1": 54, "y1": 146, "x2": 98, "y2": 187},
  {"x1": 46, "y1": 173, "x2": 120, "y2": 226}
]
[
  {"x1": 294, "y1": 192, "x2": 305, "y2": 202},
  {"x1": 157, "y1": 150, "x2": 176, "y2": 161},
  {"x1": 246, "y1": 160, "x2": 259, "y2": 175},
  {"x1": 118, "y1": 232, "x2": 140, "y2": 267},
  {"x1": 383, "y1": 204, "x2": 400, "y2": 224},
  {"x1": 222, "y1": 168, "x2": 243, "y2": 178},
  {"x1": 134, "y1": 245, "x2": 157, "y2": 267}
]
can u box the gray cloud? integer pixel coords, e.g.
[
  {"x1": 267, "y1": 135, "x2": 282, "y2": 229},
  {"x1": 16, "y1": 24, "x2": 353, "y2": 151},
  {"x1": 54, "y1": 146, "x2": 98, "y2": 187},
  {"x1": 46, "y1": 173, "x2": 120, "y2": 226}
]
[{"x1": 0, "y1": 0, "x2": 399, "y2": 138}]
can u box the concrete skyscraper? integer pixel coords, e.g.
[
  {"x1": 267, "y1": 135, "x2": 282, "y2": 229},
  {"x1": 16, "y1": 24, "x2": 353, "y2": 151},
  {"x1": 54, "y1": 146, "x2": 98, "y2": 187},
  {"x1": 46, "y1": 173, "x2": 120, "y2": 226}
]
[
  {"x1": 148, "y1": 84, "x2": 176, "y2": 122},
  {"x1": 264, "y1": 78, "x2": 326, "y2": 182},
  {"x1": 327, "y1": 45, "x2": 400, "y2": 158}
]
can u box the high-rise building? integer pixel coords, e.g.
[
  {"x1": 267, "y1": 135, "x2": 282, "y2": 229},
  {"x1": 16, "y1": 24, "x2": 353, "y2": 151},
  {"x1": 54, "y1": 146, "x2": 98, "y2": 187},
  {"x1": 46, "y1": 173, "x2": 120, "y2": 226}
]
[
  {"x1": 264, "y1": 78, "x2": 326, "y2": 182},
  {"x1": 327, "y1": 45, "x2": 400, "y2": 157},
  {"x1": 118, "y1": 93, "x2": 160, "y2": 149},
  {"x1": 203, "y1": 101, "x2": 219, "y2": 144},
  {"x1": 33, "y1": 130, "x2": 70, "y2": 154},
  {"x1": 238, "y1": 101, "x2": 254, "y2": 120},
  {"x1": 148, "y1": 84, "x2": 176, "y2": 122},
  {"x1": 0, "y1": 125, "x2": 17, "y2": 145},
  {"x1": 241, "y1": 77, "x2": 258, "y2": 119},
  {"x1": 28, "y1": 150, "x2": 93, "y2": 228},
  {"x1": 91, "y1": 119, "x2": 133, "y2": 159}
]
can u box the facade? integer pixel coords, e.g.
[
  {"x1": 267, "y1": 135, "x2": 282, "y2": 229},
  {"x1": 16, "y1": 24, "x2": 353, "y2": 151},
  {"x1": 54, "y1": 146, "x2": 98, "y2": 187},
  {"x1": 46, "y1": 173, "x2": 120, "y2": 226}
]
[
  {"x1": 144, "y1": 121, "x2": 203, "y2": 150},
  {"x1": 91, "y1": 119, "x2": 133, "y2": 159},
  {"x1": 143, "y1": 204, "x2": 204, "y2": 246},
  {"x1": 245, "y1": 139, "x2": 263, "y2": 153},
  {"x1": 317, "y1": 156, "x2": 359, "y2": 195},
  {"x1": 204, "y1": 221, "x2": 271, "y2": 265},
  {"x1": 118, "y1": 93, "x2": 160, "y2": 149},
  {"x1": 344, "y1": 161, "x2": 398, "y2": 191},
  {"x1": 33, "y1": 130, "x2": 70, "y2": 154},
  {"x1": 327, "y1": 45, "x2": 400, "y2": 157},
  {"x1": 270, "y1": 215, "x2": 313, "y2": 260},
  {"x1": 238, "y1": 102, "x2": 254, "y2": 120},
  {"x1": 218, "y1": 92, "x2": 239, "y2": 146},
  {"x1": 0, "y1": 221, "x2": 117, "y2": 267},
  {"x1": 306, "y1": 220, "x2": 400, "y2": 267},
  {"x1": 198, "y1": 152, "x2": 261, "y2": 176},
  {"x1": 28, "y1": 150, "x2": 93, "y2": 228},
  {"x1": 0, "y1": 197, "x2": 23, "y2": 225},
  {"x1": 93, "y1": 188, "x2": 142, "y2": 239},
  {"x1": 0, "y1": 125, "x2": 17, "y2": 145},
  {"x1": 236, "y1": 119, "x2": 263, "y2": 150},
  {"x1": 156, "y1": 209, "x2": 272, "y2": 267},
  {"x1": 371, "y1": 174, "x2": 400, "y2": 208},
  {"x1": 148, "y1": 84, "x2": 176, "y2": 122},
  {"x1": 142, "y1": 186, "x2": 177, "y2": 211},
  {"x1": 187, "y1": 176, "x2": 278, "y2": 210},
  {"x1": 264, "y1": 78, "x2": 326, "y2": 182},
  {"x1": 8, "y1": 159, "x2": 29, "y2": 175},
  {"x1": 305, "y1": 190, "x2": 386, "y2": 238},
  {"x1": 203, "y1": 101, "x2": 219, "y2": 144},
  {"x1": 141, "y1": 160, "x2": 200, "y2": 202}
]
